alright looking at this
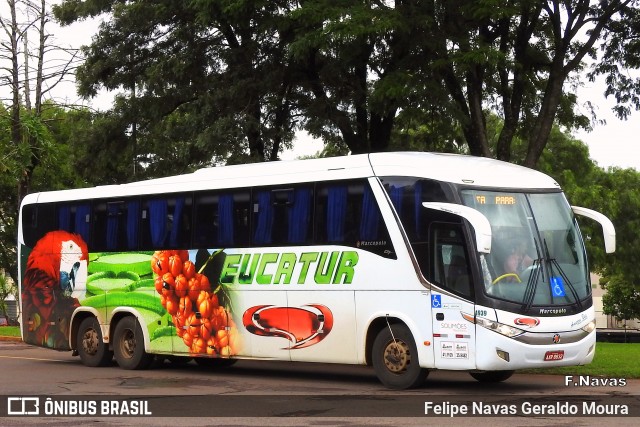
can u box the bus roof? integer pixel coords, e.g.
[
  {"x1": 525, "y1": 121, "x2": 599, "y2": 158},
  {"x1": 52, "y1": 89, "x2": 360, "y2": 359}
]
[{"x1": 23, "y1": 152, "x2": 559, "y2": 205}]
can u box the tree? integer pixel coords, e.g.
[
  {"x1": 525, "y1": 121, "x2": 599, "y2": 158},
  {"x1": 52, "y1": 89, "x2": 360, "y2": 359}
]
[
  {"x1": 602, "y1": 275, "x2": 640, "y2": 339},
  {"x1": 54, "y1": 0, "x2": 302, "y2": 170},
  {"x1": 54, "y1": 1, "x2": 639, "y2": 168},
  {"x1": 287, "y1": 1, "x2": 634, "y2": 167},
  {"x1": 1, "y1": 0, "x2": 81, "y2": 201},
  {"x1": 0, "y1": 0, "x2": 83, "y2": 283}
]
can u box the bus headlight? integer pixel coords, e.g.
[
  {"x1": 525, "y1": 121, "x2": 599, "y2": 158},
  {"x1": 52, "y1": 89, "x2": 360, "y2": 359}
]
[
  {"x1": 581, "y1": 321, "x2": 596, "y2": 334},
  {"x1": 462, "y1": 312, "x2": 525, "y2": 338}
]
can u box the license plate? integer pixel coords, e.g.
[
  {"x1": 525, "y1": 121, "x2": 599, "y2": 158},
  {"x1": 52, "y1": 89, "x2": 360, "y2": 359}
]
[{"x1": 544, "y1": 350, "x2": 564, "y2": 361}]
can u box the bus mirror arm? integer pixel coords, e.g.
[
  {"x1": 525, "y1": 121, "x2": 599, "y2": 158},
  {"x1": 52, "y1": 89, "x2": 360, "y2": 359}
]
[
  {"x1": 571, "y1": 206, "x2": 616, "y2": 253},
  {"x1": 422, "y1": 202, "x2": 492, "y2": 254}
]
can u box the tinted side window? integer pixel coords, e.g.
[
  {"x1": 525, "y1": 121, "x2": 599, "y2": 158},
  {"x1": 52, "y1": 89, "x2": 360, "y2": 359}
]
[
  {"x1": 431, "y1": 223, "x2": 473, "y2": 299},
  {"x1": 381, "y1": 177, "x2": 453, "y2": 242},
  {"x1": 57, "y1": 203, "x2": 92, "y2": 244},
  {"x1": 21, "y1": 203, "x2": 57, "y2": 247},
  {"x1": 140, "y1": 195, "x2": 192, "y2": 249},
  {"x1": 316, "y1": 180, "x2": 394, "y2": 258},
  {"x1": 251, "y1": 186, "x2": 314, "y2": 246},
  {"x1": 92, "y1": 200, "x2": 141, "y2": 252},
  {"x1": 193, "y1": 190, "x2": 251, "y2": 248}
]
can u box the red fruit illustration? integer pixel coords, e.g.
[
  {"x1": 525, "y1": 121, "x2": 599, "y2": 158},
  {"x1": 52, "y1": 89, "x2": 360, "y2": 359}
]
[
  {"x1": 168, "y1": 254, "x2": 183, "y2": 277},
  {"x1": 174, "y1": 274, "x2": 188, "y2": 298},
  {"x1": 242, "y1": 305, "x2": 333, "y2": 349}
]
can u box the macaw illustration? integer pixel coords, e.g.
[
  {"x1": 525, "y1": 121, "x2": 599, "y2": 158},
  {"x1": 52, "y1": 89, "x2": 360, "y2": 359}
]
[{"x1": 21, "y1": 231, "x2": 88, "y2": 349}]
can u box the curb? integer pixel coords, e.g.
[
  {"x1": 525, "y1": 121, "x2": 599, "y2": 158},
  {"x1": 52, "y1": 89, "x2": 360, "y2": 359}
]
[{"x1": 0, "y1": 336, "x2": 22, "y2": 342}]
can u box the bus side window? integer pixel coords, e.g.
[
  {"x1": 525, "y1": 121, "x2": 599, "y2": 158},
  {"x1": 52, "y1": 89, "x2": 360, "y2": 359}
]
[
  {"x1": 252, "y1": 186, "x2": 313, "y2": 246},
  {"x1": 431, "y1": 224, "x2": 473, "y2": 299},
  {"x1": 57, "y1": 203, "x2": 91, "y2": 244},
  {"x1": 91, "y1": 200, "x2": 141, "y2": 252},
  {"x1": 315, "y1": 180, "x2": 394, "y2": 258},
  {"x1": 193, "y1": 193, "x2": 217, "y2": 248},
  {"x1": 141, "y1": 196, "x2": 192, "y2": 249},
  {"x1": 194, "y1": 191, "x2": 251, "y2": 249},
  {"x1": 21, "y1": 203, "x2": 57, "y2": 247}
]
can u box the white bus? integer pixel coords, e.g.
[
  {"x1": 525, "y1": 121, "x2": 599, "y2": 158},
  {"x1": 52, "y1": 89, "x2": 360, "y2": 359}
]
[{"x1": 17, "y1": 152, "x2": 615, "y2": 389}]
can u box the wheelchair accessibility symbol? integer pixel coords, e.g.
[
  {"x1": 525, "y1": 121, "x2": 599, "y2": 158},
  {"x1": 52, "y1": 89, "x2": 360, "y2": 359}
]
[
  {"x1": 550, "y1": 276, "x2": 566, "y2": 297},
  {"x1": 432, "y1": 294, "x2": 442, "y2": 308}
]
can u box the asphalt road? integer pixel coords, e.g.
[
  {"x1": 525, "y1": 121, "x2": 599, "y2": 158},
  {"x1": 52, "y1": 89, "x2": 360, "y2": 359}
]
[{"x1": 0, "y1": 339, "x2": 638, "y2": 426}]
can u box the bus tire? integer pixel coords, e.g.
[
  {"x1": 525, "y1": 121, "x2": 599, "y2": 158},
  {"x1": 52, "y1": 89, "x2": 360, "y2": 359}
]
[
  {"x1": 113, "y1": 316, "x2": 153, "y2": 370},
  {"x1": 372, "y1": 323, "x2": 428, "y2": 389},
  {"x1": 469, "y1": 370, "x2": 514, "y2": 383},
  {"x1": 76, "y1": 317, "x2": 113, "y2": 367}
]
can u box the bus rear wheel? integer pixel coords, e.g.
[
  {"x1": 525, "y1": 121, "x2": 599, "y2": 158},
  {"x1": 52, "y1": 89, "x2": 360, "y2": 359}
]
[
  {"x1": 372, "y1": 323, "x2": 428, "y2": 389},
  {"x1": 470, "y1": 370, "x2": 514, "y2": 383},
  {"x1": 113, "y1": 316, "x2": 153, "y2": 370},
  {"x1": 77, "y1": 317, "x2": 112, "y2": 367}
]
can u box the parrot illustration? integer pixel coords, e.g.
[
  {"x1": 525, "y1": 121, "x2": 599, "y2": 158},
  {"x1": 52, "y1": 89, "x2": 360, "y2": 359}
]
[{"x1": 21, "y1": 230, "x2": 88, "y2": 349}]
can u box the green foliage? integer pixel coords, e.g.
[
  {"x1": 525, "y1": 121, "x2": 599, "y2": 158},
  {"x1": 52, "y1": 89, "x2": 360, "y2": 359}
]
[
  {"x1": 54, "y1": 0, "x2": 298, "y2": 166},
  {"x1": 0, "y1": 274, "x2": 15, "y2": 319},
  {"x1": 0, "y1": 101, "x2": 95, "y2": 280},
  {"x1": 51, "y1": 1, "x2": 634, "y2": 168},
  {"x1": 601, "y1": 275, "x2": 640, "y2": 322},
  {"x1": 523, "y1": 343, "x2": 640, "y2": 378}
]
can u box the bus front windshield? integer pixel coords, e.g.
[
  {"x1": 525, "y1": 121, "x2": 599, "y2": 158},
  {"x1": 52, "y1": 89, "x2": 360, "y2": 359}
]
[{"x1": 461, "y1": 190, "x2": 590, "y2": 309}]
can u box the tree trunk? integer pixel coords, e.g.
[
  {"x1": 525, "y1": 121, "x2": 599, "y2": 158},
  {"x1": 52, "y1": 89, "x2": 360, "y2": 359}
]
[
  {"x1": 523, "y1": 60, "x2": 565, "y2": 168},
  {"x1": 8, "y1": 1, "x2": 25, "y2": 204}
]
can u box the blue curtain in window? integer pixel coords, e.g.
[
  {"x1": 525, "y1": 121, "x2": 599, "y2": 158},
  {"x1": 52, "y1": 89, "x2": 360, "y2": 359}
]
[
  {"x1": 218, "y1": 194, "x2": 234, "y2": 246},
  {"x1": 149, "y1": 200, "x2": 168, "y2": 247},
  {"x1": 126, "y1": 200, "x2": 140, "y2": 249},
  {"x1": 75, "y1": 205, "x2": 91, "y2": 242},
  {"x1": 58, "y1": 206, "x2": 71, "y2": 231},
  {"x1": 253, "y1": 191, "x2": 273, "y2": 245},
  {"x1": 169, "y1": 197, "x2": 185, "y2": 247},
  {"x1": 390, "y1": 185, "x2": 403, "y2": 216},
  {"x1": 106, "y1": 203, "x2": 119, "y2": 250},
  {"x1": 327, "y1": 186, "x2": 347, "y2": 242},
  {"x1": 360, "y1": 186, "x2": 380, "y2": 240},
  {"x1": 414, "y1": 180, "x2": 423, "y2": 239},
  {"x1": 288, "y1": 188, "x2": 312, "y2": 243}
]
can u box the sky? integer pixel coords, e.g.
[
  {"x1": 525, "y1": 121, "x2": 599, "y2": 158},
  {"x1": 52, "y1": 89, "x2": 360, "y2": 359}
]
[
  {"x1": 3, "y1": 3, "x2": 639, "y2": 170},
  {"x1": 574, "y1": 81, "x2": 640, "y2": 171}
]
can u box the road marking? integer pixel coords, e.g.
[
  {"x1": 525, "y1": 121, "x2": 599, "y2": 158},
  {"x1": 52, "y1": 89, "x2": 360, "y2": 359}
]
[{"x1": 0, "y1": 355, "x2": 73, "y2": 362}]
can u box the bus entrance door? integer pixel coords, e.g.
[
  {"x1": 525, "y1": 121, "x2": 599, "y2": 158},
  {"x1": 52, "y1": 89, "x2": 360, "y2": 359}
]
[{"x1": 431, "y1": 292, "x2": 476, "y2": 369}]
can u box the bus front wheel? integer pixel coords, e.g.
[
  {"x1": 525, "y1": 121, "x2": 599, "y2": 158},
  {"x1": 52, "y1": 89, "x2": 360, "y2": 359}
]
[
  {"x1": 372, "y1": 323, "x2": 428, "y2": 389},
  {"x1": 113, "y1": 316, "x2": 153, "y2": 370},
  {"x1": 77, "y1": 317, "x2": 112, "y2": 367}
]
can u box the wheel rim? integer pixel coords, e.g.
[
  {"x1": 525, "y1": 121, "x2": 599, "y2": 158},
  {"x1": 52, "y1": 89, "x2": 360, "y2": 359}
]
[
  {"x1": 119, "y1": 328, "x2": 136, "y2": 359},
  {"x1": 383, "y1": 339, "x2": 410, "y2": 373},
  {"x1": 81, "y1": 328, "x2": 99, "y2": 356}
]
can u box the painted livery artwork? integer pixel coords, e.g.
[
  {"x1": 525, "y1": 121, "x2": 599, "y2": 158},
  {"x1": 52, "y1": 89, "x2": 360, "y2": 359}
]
[
  {"x1": 150, "y1": 249, "x2": 240, "y2": 357},
  {"x1": 243, "y1": 305, "x2": 334, "y2": 349},
  {"x1": 22, "y1": 231, "x2": 88, "y2": 349},
  {"x1": 21, "y1": 231, "x2": 335, "y2": 356}
]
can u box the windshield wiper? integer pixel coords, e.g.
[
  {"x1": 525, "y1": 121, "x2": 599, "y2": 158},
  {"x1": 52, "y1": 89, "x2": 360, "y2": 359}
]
[
  {"x1": 522, "y1": 239, "x2": 544, "y2": 313},
  {"x1": 544, "y1": 239, "x2": 583, "y2": 310}
]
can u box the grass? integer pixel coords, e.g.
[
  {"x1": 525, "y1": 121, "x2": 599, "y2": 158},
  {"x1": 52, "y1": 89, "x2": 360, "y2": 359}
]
[
  {"x1": 0, "y1": 326, "x2": 21, "y2": 337},
  {"x1": 522, "y1": 342, "x2": 640, "y2": 378}
]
